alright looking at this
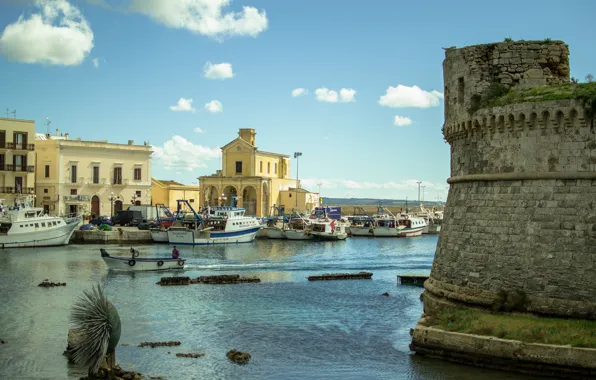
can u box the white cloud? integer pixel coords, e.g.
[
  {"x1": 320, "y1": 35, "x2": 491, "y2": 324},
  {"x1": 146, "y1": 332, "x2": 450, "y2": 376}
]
[
  {"x1": 393, "y1": 115, "x2": 412, "y2": 126},
  {"x1": 130, "y1": 0, "x2": 268, "y2": 40},
  {"x1": 92, "y1": 57, "x2": 99, "y2": 68},
  {"x1": 291, "y1": 88, "x2": 308, "y2": 97},
  {"x1": 0, "y1": 0, "x2": 94, "y2": 66},
  {"x1": 379, "y1": 85, "x2": 444, "y2": 108},
  {"x1": 339, "y1": 88, "x2": 356, "y2": 102},
  {"x1": 170, "y1": 97, "x2": 196, "y2": 112},
  {"x1": 205, "y1": 100, "x2": 223, "y2": 113},
  {"x1": 204, "y1": 61, "x2": 234, "y2": 79},
  {"x1": 194, "y1": 127, "x2": 206, "y2": 133},
  {"x1": 315, "y1": 87, "x2": 356, "y2": 103},
  {"x1": 152, "y1": 135, "x2": 220, "y2": 171}
]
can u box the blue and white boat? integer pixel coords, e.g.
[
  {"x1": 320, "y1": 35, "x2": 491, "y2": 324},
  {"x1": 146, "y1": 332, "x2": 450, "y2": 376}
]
[{"x1": 166, "y1": 200, "x2": 262, "y2": 245}]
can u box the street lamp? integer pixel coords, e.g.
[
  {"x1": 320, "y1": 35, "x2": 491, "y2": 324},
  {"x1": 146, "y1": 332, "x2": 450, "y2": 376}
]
[
  {"x1": 421, "y1": 185, "x2": 426, "y2": 206},
  {"x1": 294, "y1": 152, "x2": 302, "y2": 209},
  {"x1": 416, "y1": 181, "x2": 422, "y2": 206}
]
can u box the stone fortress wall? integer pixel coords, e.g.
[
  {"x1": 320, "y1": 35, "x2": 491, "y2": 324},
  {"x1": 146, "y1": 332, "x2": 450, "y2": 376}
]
[{"x1": 425, "y1": 40, "x2": 596, "y2": 319}]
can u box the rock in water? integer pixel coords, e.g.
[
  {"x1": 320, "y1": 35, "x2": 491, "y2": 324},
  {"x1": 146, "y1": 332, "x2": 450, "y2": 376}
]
[{"x1": 226, "y1": 349, "x2": 251, "y2": 365}]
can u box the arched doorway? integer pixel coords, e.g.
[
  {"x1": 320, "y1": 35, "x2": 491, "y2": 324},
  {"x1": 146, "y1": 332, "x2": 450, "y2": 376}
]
[
  {"x1": 222, "y1": 186, "x2": 237, "y2": 207},
  {"x1": 242, "y1": 186, "x2": 257, "y2": 215},
  {"x1": 135, "y1": 200, "x2": 141, "y2": 205},
  {"x1": 261, "y1": 182, "x2": 269, "y2": 217},
  {"x1": 114, "y1": 200, "x2": 123, "y2": 213},
  {"x1": 204, "y1": 186, "x2": 219, "y2": 207},
  {"x1": 91, "y1": 195, "x2": 100, "y2": 217}
]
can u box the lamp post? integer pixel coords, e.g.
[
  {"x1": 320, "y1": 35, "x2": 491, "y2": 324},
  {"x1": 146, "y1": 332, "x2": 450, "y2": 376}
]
[
  {"x1": 108, "y1": 192, "x2": 116, "y2": 219},
  {"x1": 294, "y1": 152, "x2": 302, "y2": 209},
  {"x1": 416, "y1": 181, "x2": 422, "y2": 207},
  {"x1": 421, "y1": 185, "x2": 426, "y2": 206}
]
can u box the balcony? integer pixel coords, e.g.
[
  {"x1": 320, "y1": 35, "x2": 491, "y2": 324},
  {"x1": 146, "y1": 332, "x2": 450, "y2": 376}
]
[
  {"x1": 0, "y1": 164, "x2": 35, "y2": 173},
  {"x1": 112, "y1": 178, "x2": 124, "y2": 186},
  {"x1": 62, "y1": 195, "x2": 90, "y2": 202},
  {"x1": 11, "y1": 143, "x2": 35, "y2": 151},
  {"x1": 0, "y1": 187, "x2": 34, "y2": 194},
  {"x1": 89, "y1": 178, "x2": 108, "y2": 186}
]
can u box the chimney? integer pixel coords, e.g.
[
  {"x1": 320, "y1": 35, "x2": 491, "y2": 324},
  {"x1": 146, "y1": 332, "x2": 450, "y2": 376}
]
[
  {"x1": 65, "y1": 133, "x2": 69, "y2": 140},
  {"x1": 55, "y1": 128, "x2": 59, "y2": 136},
  {"x1": 128, "y1": 140, "x2": 134, "y2": 145}
]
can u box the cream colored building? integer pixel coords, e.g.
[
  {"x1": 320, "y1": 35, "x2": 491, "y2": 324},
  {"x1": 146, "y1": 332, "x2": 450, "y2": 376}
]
[
  {"x1": 151, "y1": 178, "x2": 200, "y2": 211},
  {"x1": 35, "y1": 131, "x2": 152, "y2": 217},
  {"x1": 0, "y1": 118, "x2": 36, "y2": 204},
  {"x1": 199, "y1": 128, "x2": 317, "y2": 217}
]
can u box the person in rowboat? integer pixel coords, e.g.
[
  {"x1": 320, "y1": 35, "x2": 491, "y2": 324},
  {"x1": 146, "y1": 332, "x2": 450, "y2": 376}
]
[{"x1": 171, "y1": 246, "x2": 180, "y2": 259}]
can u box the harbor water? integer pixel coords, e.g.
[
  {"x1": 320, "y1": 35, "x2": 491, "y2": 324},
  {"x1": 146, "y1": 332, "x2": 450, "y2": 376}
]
[{"x1": 0, "y1": 236, "x2": 537, "y2": 380}]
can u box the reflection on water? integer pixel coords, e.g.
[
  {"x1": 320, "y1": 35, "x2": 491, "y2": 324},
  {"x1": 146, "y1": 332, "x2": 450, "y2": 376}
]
[{"x1": 0, "y1": 237, "x2": 534, "y2": 379}]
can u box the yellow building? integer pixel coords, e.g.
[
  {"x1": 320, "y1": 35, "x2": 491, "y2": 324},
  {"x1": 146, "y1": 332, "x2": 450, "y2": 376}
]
[
  {"x1": 279, "y1": 188, "x2": 320, "y2": 215},
  {"x1": 151, "y1": 178, "x2": 201, "y2": 211},
  {"x1": 198, "y1": 128, "x2": 317, "y2": 217},
  {"x1": 0, "y1": 118, "x2": 36, "y2": 204},
  {"x1": 35, "y1": 131, "x2": 152, "y2": 217}
]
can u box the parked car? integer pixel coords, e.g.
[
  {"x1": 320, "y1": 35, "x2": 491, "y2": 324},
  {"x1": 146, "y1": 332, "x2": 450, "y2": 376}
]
[
  {"x1": 90, "y1": 216, "x2": 113, "y2": 226},
  {"x1": 112, "y1": 210, "x2": 144, "y2": 227}
]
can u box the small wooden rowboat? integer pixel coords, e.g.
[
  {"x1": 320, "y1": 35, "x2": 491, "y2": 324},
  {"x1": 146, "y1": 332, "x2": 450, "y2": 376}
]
[{"x1": 100, "y1": 248, "x2": 185, "y2": 271}]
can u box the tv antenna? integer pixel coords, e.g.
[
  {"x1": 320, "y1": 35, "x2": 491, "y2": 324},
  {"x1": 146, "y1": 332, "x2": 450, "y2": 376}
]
[
  {"x1": 45, "y1": 118, "x2": 51, "y2": 134},
  {"x1": 5, "y1": 109, "x2": 16, "y2": 119}
]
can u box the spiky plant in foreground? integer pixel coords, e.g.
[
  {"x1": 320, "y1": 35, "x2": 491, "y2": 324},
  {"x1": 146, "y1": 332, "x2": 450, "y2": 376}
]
[{"x1": 70, "y1": 284, "x2": 121, "y2": 375}]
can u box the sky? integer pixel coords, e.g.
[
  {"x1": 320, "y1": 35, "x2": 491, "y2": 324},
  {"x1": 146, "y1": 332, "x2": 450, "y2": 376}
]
[{"x1": 0, "y1": 0, "x2": 594, "y2": 202}]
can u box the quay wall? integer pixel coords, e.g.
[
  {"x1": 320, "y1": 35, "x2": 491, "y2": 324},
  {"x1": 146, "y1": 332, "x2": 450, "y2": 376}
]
[{"x1": 71, "y1": 228, "x2": 152, "y2": 244}]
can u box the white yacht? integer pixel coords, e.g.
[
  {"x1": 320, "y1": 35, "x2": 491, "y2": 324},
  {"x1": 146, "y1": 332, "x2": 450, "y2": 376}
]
[{"x1": 0, "y1": 196, "x2": 81, "y2": 248}]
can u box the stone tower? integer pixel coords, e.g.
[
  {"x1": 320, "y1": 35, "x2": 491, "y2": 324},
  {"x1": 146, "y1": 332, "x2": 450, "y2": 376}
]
[{"x1": 425, "y1": 40, "x2": 596, "y2": 319}]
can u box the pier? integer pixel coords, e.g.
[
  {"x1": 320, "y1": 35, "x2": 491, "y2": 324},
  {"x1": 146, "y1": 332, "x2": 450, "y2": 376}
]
[
  {"x1": 71, "y1": 227, "x2": 152, "y2": 244},
  {"x1": 307, "y1": 271, "x2": 373, "y2": 281}
]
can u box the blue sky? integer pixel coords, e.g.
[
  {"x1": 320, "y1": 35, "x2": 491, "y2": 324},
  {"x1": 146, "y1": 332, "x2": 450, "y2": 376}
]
[{"x1": 0, "y1": 0, "x2": 594, "y2": 201}]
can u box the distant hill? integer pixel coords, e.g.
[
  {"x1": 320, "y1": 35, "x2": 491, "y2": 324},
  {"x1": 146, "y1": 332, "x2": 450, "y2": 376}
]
[{"x1": 320, "y1": 197, "x2": 443, "y2": 207}]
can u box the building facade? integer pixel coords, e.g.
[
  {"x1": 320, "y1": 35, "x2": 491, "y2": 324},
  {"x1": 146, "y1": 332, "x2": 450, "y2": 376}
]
[
  {"x1": 35, "y1": 132, "x2": 152, "y2": 217},
  {"x1": 151, "y1": 178, "x2": 201, "y2": 212},
  {"x1": 199, "y1": 129, "x2": 315, "y2": 217},
  {"x1": 0, "y1": 118, "x2": 36, "y2": 204}
]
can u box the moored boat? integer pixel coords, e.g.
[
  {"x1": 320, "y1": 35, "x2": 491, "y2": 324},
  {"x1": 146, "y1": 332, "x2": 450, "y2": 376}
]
[
  {"x1": 310, "y1": 218, "x2": 347, "y2": 241},
  {"x1": 284, "y1": 215, "x2": 313, "y2": 240},
  {"x1": 0, "y1": 196, "x2": 81, "y2": 248},
  {"x1": 395, "y1": 214, "x2": 426, "y2": 237},
  {"x1": 100, "y1": 248, "x2": 185, "y2": 271}
]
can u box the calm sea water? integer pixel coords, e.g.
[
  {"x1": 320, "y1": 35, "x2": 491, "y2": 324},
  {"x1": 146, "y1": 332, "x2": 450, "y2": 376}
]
[{"x1": 0, "y1": 236, "x2": 537, "y2": 380}]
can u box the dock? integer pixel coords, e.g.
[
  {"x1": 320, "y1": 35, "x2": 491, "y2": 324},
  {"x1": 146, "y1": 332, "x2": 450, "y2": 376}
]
[
  {"x1": 308, "y1": 271, "x2": 373, "y2": 281},
  {"x1": 71, "y1": 226, "x2": 152, "y2": 244},
  {"x1": 196, "y1": 274, "x2": 261, "y2": 284},
  {"x1": 397, "y1": 274, "x2": 429, "y2": 286}
]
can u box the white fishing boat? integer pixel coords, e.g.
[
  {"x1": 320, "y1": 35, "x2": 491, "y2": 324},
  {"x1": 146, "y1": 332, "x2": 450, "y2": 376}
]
[
  {"x1": 0, "y1": 196, "x2": 81, "y2": 248},
  {"x1": 100, "y1": 248, "x2": 185, "y2": 271},
  {"x1": 395, "y1": 214, "x2": 427, "y2": 237},
  {"x1": 310, "y1": 218, "x2": 348, "y2": 241},
  {"x1": 151, "y1": 203, "x2": 177, "y2": 243},
  {"x1": 150, "y1": 228, "x2": 169, "y2": 242},
  {"x1": 167, "y1": 201, "x2": 262, "y2": 245},
  {"x1": 284, "y1": 216, "x2": 313, "y2": 240}
]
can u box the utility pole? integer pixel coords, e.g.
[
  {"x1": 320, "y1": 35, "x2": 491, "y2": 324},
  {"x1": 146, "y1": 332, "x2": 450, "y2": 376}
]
[{"x1": 416, "y1": 181, "x2": 422, "y2": 206}]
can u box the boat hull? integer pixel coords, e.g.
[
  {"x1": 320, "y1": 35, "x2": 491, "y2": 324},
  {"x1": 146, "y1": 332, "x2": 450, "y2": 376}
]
[
  {"x1": 372, "y1": 227, "x2": 400, "y2": 237},
  {"x1": 150, "y1": 229, "x2": 169, "y2": 243},
  {"x1": 263, "y1": 227, "x2": 286, "y2": 239},
  {"x1": 0, "y1": 219, "x2": 80, "y2": 248},
  {"x1": 167, "y1": 226, "x2": 261, "y2": 245},
  {"x1": 102, "y1": 256, "x2": 185, "y2": 271},
  {"x1": 285, "y1": 229, "x2": 314, "y2": 240},
  {"x1": 398, "y1": 227, "x2": 425, "y2": 237},
  {"x1": 349, "y1": 227, "x2": 374, "y2": 236},
  {"x1": 311, "y1": 232, "x2": 347, "y2": 241}
]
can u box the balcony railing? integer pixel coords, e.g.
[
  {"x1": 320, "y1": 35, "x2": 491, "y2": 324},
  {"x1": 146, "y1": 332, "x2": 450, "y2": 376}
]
[
  {"x1": 11, "y1": 143, "x2": 35, "y2": 151},
  {"x1": 0, "y1": 165, "x2": 35, "y2": 172},
  {"x1": 113, "y1": 177, "x2": 124, "y2": 185},
  {"x1": 89, "y1": 177, "x2": 107, "y2": 186},
  {"x1": 0, "y1": 187, "x2": 34, "y2": 194},
  {"x1": 62, "y1": 195, "x2": 90, "y2": 202}
]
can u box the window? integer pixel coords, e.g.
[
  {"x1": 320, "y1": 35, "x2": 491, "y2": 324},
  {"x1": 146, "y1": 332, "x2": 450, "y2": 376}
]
[
  {"x1": 259, "y1": 161, "x2": 262, "y2": 173},
  {"x1": 235, "y1": 161, "x2": 242, "y2": 174},
  {"x1": 44, "y1": 165, "x2": 50, "y2": 178},
  {"x1": 274, "y1": 163, "x2": 277, "y2": 174},
  {"x1": 136, "y1": 191, "x2": 141, "y2": 197},
  {"x1": 113, "y1": 167, "x2": 122, "y2": 184},
  {"x1": 41, "y1": 223, "x2": 46, "y2": 227},
  {"x1": 70, "y1": 189, "x2": 77, "y2": 195},
  {"x1": 71, "y1": 165, "x2": 77, "y2": 183},
  {"x1": 44, "y1": 188, "x2": 48, "y2": 194},
  {"x1": 93, "y1": 166, "x2": 100, "y2": 184},
  {"x1": 35, "y1": 223, "x2": 39, "y2": 228},
  {"x1": 189, "y1": 199, "x2": 194, "y2": 203},
  {"x1": 134, "y1": 167, "x2": 142, "y2": 181},
  {"x1": 267, "y1": 162, "x2": 270, "y2": 174}
]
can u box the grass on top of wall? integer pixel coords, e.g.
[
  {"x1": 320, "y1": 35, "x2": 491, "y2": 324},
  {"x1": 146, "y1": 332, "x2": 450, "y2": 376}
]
[
  {"x1": 430, "y1": 307, "x2": 596, "y2": 349},
  {"x1": 469, "y1": 82, "x2": 596, "y2": 116}
]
